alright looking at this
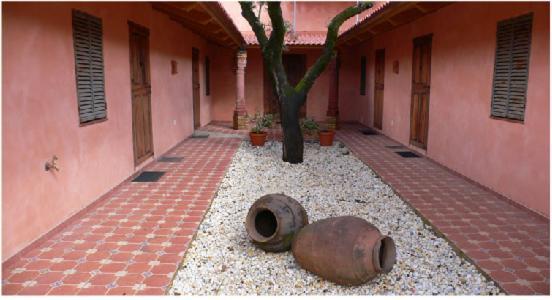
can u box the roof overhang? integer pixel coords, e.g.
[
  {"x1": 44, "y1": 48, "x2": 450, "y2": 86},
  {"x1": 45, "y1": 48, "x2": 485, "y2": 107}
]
[
  {"x1": 243, "y1": 31, "x2": 327, "y2": 49},
  {"x1": 152, "y1": 1, "x2": 245, "y2": 49},
  {"x1": 337, "y1": 2, "x2": 451, "y2": 47}
]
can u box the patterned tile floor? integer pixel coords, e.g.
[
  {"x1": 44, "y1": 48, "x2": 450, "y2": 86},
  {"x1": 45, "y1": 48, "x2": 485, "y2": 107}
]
[
  {"x1": 2, "y1": 137, "x2": 240, "y2": 295},
  {"x1": 3, "y1": 121, "x2": 549, "y2": 295},
  {"x1": 336, "y1": 123, "x2": 550, "y2": 295}
]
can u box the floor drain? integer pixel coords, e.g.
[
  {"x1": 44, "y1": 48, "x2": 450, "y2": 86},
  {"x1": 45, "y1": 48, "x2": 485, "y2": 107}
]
[
  {"x1": 132, "y1": 171, "x2": 165, "y2": 182},
  {"x1": 385, "y1": 145, "x2": 404, "y2": 149},
  {"x1": 191, "y1": 132, "x2": 209, "y2": 138},
  {"x1": 359, "y1": 128, "x2": 378, "y2": 135},
  {"x1": 396, "y1": 151, "x2": 420, "y2": 158},
  {"x1": 158, "y1": 156, "x2": 183, "y2": 162}
]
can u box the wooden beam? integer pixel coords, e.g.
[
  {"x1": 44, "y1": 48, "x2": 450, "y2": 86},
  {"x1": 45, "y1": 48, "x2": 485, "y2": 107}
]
[
  {"x1": 173, "y1": 2, "x2": 199, "y2": 12},
  {"x1": 153, "y1": 3, "x2": 228, "y2": 48},
  {"x1": 198, "y1": 2, "x2": 244, "y2": 47},
  {"x1": 413, "y1": 3, "x2": 428, "y2": 13}
]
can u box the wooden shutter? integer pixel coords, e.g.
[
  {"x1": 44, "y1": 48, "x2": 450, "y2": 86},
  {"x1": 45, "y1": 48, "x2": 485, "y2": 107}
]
[
  {"x1": 491, "y1": 13, "x2": 533, "y2": 121},
  {"x1": 205, "y1": 57, "x2": 210, "y2": 96},
  {"x1": 360, "y1": 56, "x2": 367, "y2": 95},
  {"x1": 72, "y1": 10, "x2": 107, "y2": 124}
]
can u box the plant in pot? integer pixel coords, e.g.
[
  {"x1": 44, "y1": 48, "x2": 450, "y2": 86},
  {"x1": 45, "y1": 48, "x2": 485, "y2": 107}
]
[
  {"x1": 301, "y1": 118, "x2": 319, "y2": 142},
  {"x1": 318, "y1": 123, "x2": 335, "y2": 146},
  {"x1": 249, "y1": 113, "x2": 274, "y2": 147}
]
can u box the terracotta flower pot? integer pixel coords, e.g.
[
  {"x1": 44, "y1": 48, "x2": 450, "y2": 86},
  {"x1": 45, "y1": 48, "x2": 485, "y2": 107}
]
[
  {"x1": 319, "y1": 130, "x2": 335, "y2": 146},
  {"x1": 250, "y1": 132, "x2": 267, "y2": 146}
]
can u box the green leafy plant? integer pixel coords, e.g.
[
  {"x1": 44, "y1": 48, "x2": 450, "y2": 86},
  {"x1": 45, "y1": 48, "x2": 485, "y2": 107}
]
[
  {"x1": 318, "y1": 122, "x2": 333, "y2": 132},
  {"x1": 301, "y1": 118, "x2": 319, "y2": 135},
  {"x1": 250, "y1": 113, "x2": 274, "y2": 134}
]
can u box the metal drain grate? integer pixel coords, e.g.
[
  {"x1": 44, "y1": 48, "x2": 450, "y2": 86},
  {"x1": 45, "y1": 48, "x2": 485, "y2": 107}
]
[
  {"x1": 385, "y1": 145, "x2": 404, "y2": 149},
  {"x1": 158, "y1": 156, "x2": 183, "y2": 163},
  {"x1": 396, "y1": 151, "x2": 420, "y2": 158},
  {"x1": 132, "y1": 171, "x2": 165, "y2": 182},
  {"x1": 360, "y1": 128, "x2": 378, "y2": 135}
]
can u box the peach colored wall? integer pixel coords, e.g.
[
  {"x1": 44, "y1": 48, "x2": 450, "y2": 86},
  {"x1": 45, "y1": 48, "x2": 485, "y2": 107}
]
[
  {"x1": 211, "y1": 47, "x2": 331, "y2": 122},
  {"x1": 2, "y1": 2, "x2": 216, "y2": 260},
  {"x1": 339, "y1": 2, "x2": 550, "y2": 216}
]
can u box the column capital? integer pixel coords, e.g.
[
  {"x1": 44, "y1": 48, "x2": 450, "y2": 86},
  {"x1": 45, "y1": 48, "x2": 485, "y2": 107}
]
[{"x1": 237, "y1": 50, "x2": 247, "y2": 69}]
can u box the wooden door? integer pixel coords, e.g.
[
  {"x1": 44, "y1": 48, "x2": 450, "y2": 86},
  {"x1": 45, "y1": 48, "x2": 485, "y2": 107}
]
[
  {"x1": 374, "y1": 49, "x2": 385, "y2": 130},
  {"x1": 129, "y1": 22, "x2": 153, "y2": 165},
  {"x1": 192, "y1": 48, "x2": 201, "y2": 129},
  {"x1": 410, "y1": 34, "x2": 432, "y2": 149},
  {"x1": 264, "y1": 54, "x2": 307, "y2": 119}
]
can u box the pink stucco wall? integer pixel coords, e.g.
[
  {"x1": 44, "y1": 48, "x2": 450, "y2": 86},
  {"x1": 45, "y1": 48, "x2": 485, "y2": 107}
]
[
  {"x1": 339, "y1": 2, "x2": 550, "y2": 217},
  {"x1": 211, "y1": 47, "x2": 332, "y2": 123},
  {"x1": 2, "y1": 2, "x2": 216, "y2": 260}
]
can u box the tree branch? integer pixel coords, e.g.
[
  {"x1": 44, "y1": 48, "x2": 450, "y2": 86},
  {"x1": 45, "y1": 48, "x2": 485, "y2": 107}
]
[
  {"x1": 266, "y1": 2, "x2": 286, "y2": 53},
  {"x1": 295, "y1": 2, "x2": 373, "y2": 99},
  {"x1": 239, "y1": 1, "x2": 268, "y2": 49},
  {"x1": 266, "y1": 2, "x2": 290, "y2": 99}
]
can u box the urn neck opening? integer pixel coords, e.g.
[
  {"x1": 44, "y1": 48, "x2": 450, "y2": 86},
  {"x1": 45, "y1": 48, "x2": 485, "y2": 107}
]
[
  {"x1": 373, "y1": 236, "x2": 396, "y2": 273},
  {"x1": 254, "y1": 209, "x2": 278, "y2": 240}
]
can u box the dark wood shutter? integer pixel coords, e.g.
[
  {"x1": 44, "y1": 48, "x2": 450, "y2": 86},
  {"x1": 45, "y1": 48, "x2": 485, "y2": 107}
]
[
  {"x1": 205, "y1": 57, "x2": 210, "y2": 96},
  {"x1": 491, "y1": 13, "x2": 533, "y2": 121},
  {"x1": 72, "y1": 10, "x2": 107, "y2": 124},
  {"x1": 360, "y1": 56, "x2": 367, "y2": 95}
]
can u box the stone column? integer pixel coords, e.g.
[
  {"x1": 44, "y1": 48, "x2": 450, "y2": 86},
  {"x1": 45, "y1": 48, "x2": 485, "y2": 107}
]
[
  {"x1": 326, "y1": 55, "x2": 340, "y2": 130},
  {"x1": 233, "y1": 50, "x2": 248, "y2": 130}
]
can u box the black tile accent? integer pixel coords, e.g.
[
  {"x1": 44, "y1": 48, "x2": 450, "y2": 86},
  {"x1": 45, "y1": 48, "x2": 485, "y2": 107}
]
[
  {"x1": 158, "y1": 157, "x2": 183, "y2": 163},
  {"x1": 360, "y1": 128, "x2": 378, "y2": 135},
  {"x1": 132, "y1": 171, "x2": 165, "y2": 182},
  {"x1": 396, "y1": 151, "x2": 420, "y2": 158}
]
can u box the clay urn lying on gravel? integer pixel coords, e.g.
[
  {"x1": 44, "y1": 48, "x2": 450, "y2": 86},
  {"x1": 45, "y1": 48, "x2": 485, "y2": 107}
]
[
  {"x1": 292, "y1": 216, "x2": 397, "y2": 286},
  {"x1": 245, "y1": 193, "x2": 308, "y2": 252}
]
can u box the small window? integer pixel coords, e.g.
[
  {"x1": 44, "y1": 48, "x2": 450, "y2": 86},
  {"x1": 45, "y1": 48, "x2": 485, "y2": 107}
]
[
  {"x1": 72, "y1": 10, "x2": 107, "y2": 124},
  {"x1": 205, "y1": 57, "x2": 210, "y2": 96},
  {"x1": 491, "y1": 13, "x2": 533, "y2": 121},
  {"x1": 360, "y1": 56, "x2": 367, "y2": 95}
]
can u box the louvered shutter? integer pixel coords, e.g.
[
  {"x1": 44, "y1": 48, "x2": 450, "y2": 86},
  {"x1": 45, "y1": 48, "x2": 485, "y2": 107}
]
[
  {"x1": 72, "y1": 10, "x2": 107, "y2": 124},
  {"x1": 491, "y1": 13, "x2": 533, "y2": 121}
]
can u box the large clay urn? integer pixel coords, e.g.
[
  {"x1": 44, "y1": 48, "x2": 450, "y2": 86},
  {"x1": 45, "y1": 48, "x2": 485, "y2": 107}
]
[
  {"x1": 292, "y1": 216, "x2": 396, "y2": 286},
  {"x1": 245, "y1": 194, "x2": 308, "y2": 252}
]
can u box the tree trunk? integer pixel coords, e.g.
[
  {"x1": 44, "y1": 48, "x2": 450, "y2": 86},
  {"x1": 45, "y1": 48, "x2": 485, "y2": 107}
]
[{"x1": 280, "y1": 95, "x2": 304, "y2": 163}]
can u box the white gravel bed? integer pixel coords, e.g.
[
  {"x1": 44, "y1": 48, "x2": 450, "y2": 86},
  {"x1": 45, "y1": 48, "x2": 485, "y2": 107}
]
[{"x1": 168, "y1": 140, "x2": 502, "y2": 295}]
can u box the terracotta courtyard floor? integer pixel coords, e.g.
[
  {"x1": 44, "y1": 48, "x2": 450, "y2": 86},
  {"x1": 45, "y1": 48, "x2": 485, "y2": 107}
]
[
  {"x1": 2, "y1": 121, "x2": 549, "y2": 295},
  {"x1": 337, "y1": 123, "x2": 550, "y2": 295},
  {"x1": 2, "y1": 137, "x2": 240, "y2": 295}
]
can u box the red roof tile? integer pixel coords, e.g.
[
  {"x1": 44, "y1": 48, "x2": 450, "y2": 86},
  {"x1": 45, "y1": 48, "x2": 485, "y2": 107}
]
[
  {"x1": 243, "y1": 31, "x2": 327, "y2": 46},
  {"x1": 339, "y1": 1, "x2": 390, "y2": 35}
]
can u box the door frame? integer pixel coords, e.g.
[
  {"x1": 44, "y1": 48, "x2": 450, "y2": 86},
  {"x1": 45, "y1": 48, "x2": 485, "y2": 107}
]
[
  {"x1": 128, "y1": 21, "x2": 154, "y2": 166},
  {"x1": 373, "y1": 48, "x2": 385, "y2": 130},
  {"x1": 409, "y1": 34, "x2": 433, "y2": 150},
  {"x1": 192, "y1": 47, "x2": 201, "y2": 129}
]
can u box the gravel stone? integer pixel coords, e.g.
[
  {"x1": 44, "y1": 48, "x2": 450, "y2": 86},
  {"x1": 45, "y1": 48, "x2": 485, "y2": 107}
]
[{"x1": 168, "y1": 141, "x2": 502, "y2": 295}]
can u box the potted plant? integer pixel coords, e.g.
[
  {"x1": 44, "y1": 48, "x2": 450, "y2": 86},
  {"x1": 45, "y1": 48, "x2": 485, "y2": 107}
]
[
  {"x1": 249, "y1": 113, "x2": 274, "y2": 146},
  {"x1": 318, "y1": 123, "x2": 335, "y2": 146},
  {"x1": 301, "y1": 118, "x2": 319, "y2": 142}
]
